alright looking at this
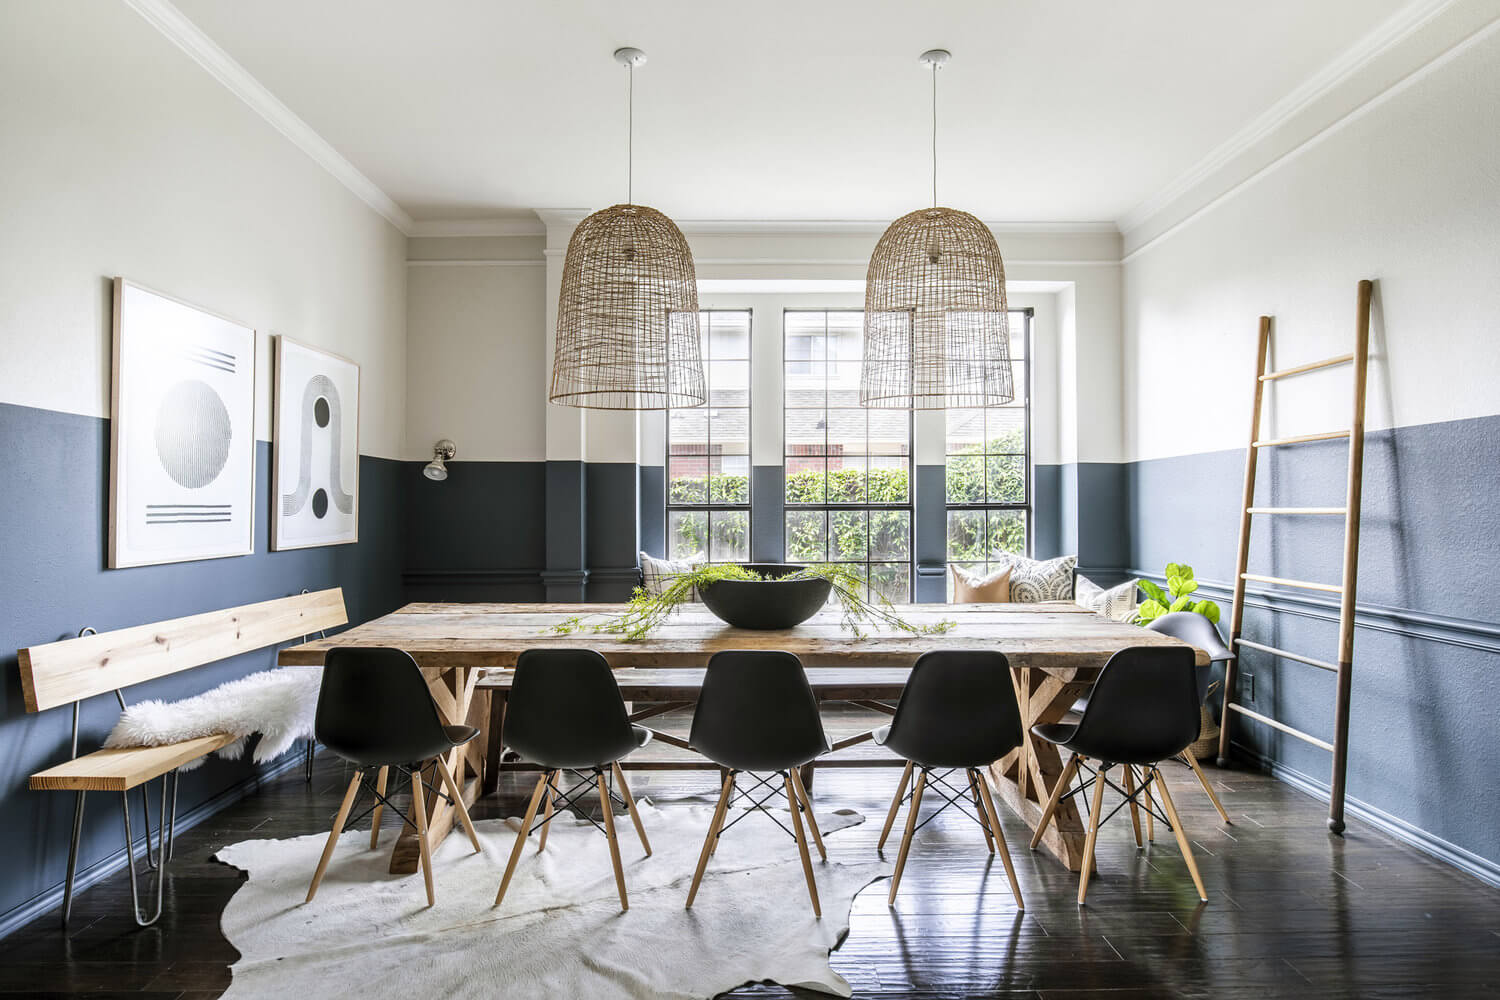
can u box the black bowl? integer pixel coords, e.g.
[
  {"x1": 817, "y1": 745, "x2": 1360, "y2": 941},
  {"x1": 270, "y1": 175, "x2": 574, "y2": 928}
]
[{"x1": 698, "y1": 563, "x2": 833, "y2": 630}]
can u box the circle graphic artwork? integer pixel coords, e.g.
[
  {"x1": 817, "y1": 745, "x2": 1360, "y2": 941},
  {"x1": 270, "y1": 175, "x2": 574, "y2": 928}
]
[
  {"x1": 314, "y1": 396, "x2": 330, "y2": 428},
  {"x1": 312, "y1": 489, "x2": 329, "y2": 519},
  {"x1": 155, "y1": 379, "x2": 232, "y2": 489}
]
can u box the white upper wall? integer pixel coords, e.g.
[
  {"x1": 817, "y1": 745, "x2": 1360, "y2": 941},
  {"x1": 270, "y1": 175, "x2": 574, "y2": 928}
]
[
  {"x1": 406, "y1": 224, "x2": 1123, "y2": 466},
  {"x1": 1122, "y1": 16, "x2": 1500, "y2": 463},
  {"x1": 0, "y1": 0, "x2": 408, "y2": 458}
]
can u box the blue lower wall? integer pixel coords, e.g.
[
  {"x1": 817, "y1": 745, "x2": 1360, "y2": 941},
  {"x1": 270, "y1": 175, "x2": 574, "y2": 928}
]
[
  {"x1": 1126, "y1": 412, "x2": 1500, "y2": 881},
  {"x1": 0, "y1": 401, "x2": 406, "y2": 931}
]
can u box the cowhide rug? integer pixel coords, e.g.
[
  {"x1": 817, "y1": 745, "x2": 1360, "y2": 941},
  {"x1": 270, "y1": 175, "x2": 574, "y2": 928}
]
[{"x1": 215, "y1": 798, "x2": 890, "y2": 999}]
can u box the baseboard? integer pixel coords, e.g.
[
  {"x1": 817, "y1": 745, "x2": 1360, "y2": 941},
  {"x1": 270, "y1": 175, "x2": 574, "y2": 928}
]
[
  {"x1": 1231, "y1": 742, "x2": 1500, "y2": 889},
  {"x1": 0, "y1": 747, "x2": 311, "y2": 941}
]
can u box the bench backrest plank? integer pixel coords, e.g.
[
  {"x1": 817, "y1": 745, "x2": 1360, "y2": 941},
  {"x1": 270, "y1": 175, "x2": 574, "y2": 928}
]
[{"x1": 17, "y1": 588, "x2": 347, "y2": 713}]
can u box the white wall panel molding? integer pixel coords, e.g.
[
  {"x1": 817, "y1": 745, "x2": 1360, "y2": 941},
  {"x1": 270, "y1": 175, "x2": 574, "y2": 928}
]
[
  {"x1": 1120, "y1": 0, "x2": 1500, "y2": 256},
  {"x1": 124, "y1": 0, "x2": 413, "y2": 234}
]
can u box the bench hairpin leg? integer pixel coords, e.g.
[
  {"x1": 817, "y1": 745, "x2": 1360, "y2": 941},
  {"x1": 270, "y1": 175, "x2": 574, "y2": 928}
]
[
  {"x1": 120, "y1": 770, "x2": 175, "y2": 927},
  {"x1": 60, "y1": 790, "x2": 86, "y2": 929}
]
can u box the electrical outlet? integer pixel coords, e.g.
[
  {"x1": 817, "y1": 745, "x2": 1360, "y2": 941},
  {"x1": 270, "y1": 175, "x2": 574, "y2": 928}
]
[{"x1": 1245, "y1": 673, "x2": 1256, "y2": 701}]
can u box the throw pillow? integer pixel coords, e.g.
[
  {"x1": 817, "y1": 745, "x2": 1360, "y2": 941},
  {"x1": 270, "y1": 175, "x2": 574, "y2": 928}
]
[
  {"x1": 950, "y1": 564, "x2": 1011, "y2": 603},
  {"x1": 639, "y1": 551, "x2": 703, "y2": 601},
  {"x1": 1075, "y1": 573, "x2": 1139, "y2": 622},
  {"x1": 990, "y1": 553, "x2": 1077, "y2": 602}
]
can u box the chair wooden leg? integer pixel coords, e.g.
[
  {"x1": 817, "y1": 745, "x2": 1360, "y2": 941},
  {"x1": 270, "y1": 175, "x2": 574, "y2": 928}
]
[
  {"x1": 613, "y1": 762, "x2": 652, "y2": 856},
  {"x1": 597, "y1": 772, "x2": 628, "y2": 911},
  {"x1": 1141, "y1": 767, "x2": 1156, "y2": 841},
  {"x1": 789, "y1": 767, "x2": 826, "y2": 862},
  {"x1": 967, "y1": 768, "x2": 996, "y2": 853},
  {"x1": 878, "y1": 761, "x2": 913, "y2": 852},
  {"x1": 537, "y1": 771, "x2": 556, "y2": 853},
  {"x1": 710, "y1": 772, "x2": 736, "y2": 857},
  {"x1": 306, "y1": 770, "x2": 362, "y2": 903},
  {"x1": 888, "y1": 768, "x2": 927, "y2": 905},
  {"x1": 687, "y1": 771, "x2": 735, "y2": 909},
  {"x1": 1030, "y1": 752, "x2": 1080, "y2": 850},
  {"x1": 494, "y1": 773, "x2": 549, "y2": 907},
  {"x1": 1183, "y1": 749, "x2": 1232, "y2": 824},
  {"x1": 434, "y1": 755, "x2": 483, "y2": 854},
  {"x1": 973, "y1": 771, "x2": 1024, "y2": 910},
  {"x1": 369, "y1": 767, "x2": 388, "y2": 850},
  {"x1": 784, "y1": 772, "x2": 821, "y2": 918},
  {"x1": 1077, "y1": 763, "x2": 1109, "y2": 907},
  {"x1": 1123, "y1": 765, "x2": 1143, "y2": 849},
  {"x1": 1153, "y1": 767, "x2": 1208, "y2": 902},
  {"x1": 410, "y1": 765, "x2": 436, "y2": 906}
]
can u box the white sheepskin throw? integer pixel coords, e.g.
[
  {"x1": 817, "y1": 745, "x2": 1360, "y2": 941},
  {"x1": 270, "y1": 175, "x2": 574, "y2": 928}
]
[
  {"x1": 105, "y1": 667, "x2": 321, "y2": 770},
  {"x1": 216, "y1": 801, "x2": 892, "y2": 998}
]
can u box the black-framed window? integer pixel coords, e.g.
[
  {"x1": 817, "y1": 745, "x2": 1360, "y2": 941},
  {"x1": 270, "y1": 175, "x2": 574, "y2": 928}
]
[
  {"x1": 946, "y1": 308, "x2": 1033, "y2": 594},
  {"x1": 666, "y1": 310, "x2": 752, "y2": 561},
  {"x1": 783, "y1": 309, "x2": 913, "y2": 602}
]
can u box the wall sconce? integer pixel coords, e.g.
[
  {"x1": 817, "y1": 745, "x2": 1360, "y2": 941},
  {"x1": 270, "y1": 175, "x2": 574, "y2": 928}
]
[{"x1": 423, "y1": 439, "x2": 456, "y2": 481}]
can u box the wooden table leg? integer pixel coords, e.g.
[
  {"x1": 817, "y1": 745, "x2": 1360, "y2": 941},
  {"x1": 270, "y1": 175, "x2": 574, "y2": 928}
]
[
  {"x1": 483, "y1": 691, "x2": 507, "y2": 796},
  {"x1": 391, "y1": 666, "x2": 482, "y2": 875},
  {"x1": 986, "y1": 669, "x2": 1095, "y2": 871}
]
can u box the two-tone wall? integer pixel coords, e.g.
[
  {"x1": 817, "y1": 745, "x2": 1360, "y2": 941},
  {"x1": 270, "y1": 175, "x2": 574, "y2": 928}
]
[
  {"x1": 0, "y1": 2, "x2": 409, "y2": 933},
  {"x1": 1120, "y1": 12, "x2": 1500, "y2": 881},
  {"x1": 400, "y1": 223, "x2": 1132, "y2": 604}
]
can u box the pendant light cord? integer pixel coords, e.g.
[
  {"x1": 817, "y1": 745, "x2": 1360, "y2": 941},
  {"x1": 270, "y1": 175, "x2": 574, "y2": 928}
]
[
  {"x1": 627, "y1": 61, "x2": 634, "y2": 205},
  {"x1": 931, "y1": 63, "x2": 938, "y2": 207}
]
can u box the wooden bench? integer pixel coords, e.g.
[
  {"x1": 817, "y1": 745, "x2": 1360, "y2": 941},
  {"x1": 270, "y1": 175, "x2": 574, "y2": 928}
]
[{"x1": 19, "y1": 588, "x2": 347, "y2": 927}]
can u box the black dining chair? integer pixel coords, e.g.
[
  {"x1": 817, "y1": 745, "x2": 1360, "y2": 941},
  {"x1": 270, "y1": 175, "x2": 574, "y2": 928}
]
[
  {"x1": 306, "y1": 647, "x2": 484, "y2": 907},
  {"x1": 1144, "y1": 612, "x2": 1234, "y2": 826},
  {"x1": 685, "y1": 650, "x2": 829, "y2": 917},
  {"x1": 493, "y1": 649, "x2": 652, "y2": 912},
  {"x1": 1028, "y1": 645, "x2": 1208, "y2": 905},
  {"x1": 873, "y1": 650, "x2": 1025, "y2": 909}
]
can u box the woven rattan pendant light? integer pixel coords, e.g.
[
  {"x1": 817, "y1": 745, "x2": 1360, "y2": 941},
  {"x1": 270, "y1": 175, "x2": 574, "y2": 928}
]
[
  {"x1": 860, "y1": 49, "x2": 1013, "y2": 409},
  {"x1": 549, "y1": 48, "x2": 704, "y2": 410}
]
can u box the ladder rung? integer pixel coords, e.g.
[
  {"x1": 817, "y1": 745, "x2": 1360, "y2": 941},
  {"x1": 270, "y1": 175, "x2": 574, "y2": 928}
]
[
  {"x1": 1259, "y1": 354, "x2": 1354, "y2": 381},
  {"x1": 1241, "y1": 573, "x2": 1343, "y2": 594},
  {"x1": 1252, "y1": 430, "x2": 1351, "y2": 448},
  {"x1": 1226, "y1": 704, "x2": 1335, "y2": 752},
  {"x1": 1234, "y1": 638, "x2": 1339, "y2": 672},
  {"x1": 1246, "y1": 506, "x2": 1347, "y2": 515}
]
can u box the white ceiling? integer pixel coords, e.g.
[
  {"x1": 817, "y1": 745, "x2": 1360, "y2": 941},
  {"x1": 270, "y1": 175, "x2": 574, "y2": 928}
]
[{"x1": 172, "y1": 0, "x2": 1410, "y2": 225}]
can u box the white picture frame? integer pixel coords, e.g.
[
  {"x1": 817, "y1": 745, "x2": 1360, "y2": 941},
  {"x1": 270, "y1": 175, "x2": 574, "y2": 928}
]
[
  {"x1": 272, "y1": 336, "x2": 360, "y2": 550},
  {"x1": 109, "y1": 278, "x2": 257, "y2": 568}
]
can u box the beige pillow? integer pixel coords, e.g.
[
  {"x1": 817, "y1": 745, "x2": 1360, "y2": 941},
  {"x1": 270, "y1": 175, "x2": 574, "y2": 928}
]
[{"x1": 950, "y1": 564, "x2": 1011, "y2": 603}]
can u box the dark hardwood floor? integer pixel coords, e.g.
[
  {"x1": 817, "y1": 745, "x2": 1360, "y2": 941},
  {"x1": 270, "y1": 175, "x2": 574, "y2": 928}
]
[{"x1": 6, "y1": 712, "x2": 1500, "y2": 998}]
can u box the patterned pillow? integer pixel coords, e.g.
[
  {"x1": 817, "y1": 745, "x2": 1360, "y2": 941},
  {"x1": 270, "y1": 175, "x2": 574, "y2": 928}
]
[
  {"x1": 639, "y1": 551, "x2": 703, "y2": 601},
  {"x1": 1075, "y1": 574, "x2": 1139, "y2": 622},
  {"x1": 991, "y1": 553, "x2": 1077, "y2": 602},
  {"x1": 950, "y1": 564, "x2": 1011, "y2": 603}
]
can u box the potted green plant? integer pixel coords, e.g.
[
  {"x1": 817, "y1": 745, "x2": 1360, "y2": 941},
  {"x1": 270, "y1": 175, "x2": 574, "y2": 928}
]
[{"x1": 1134, "y1": 562, "x2": 1220, "y2": 626}]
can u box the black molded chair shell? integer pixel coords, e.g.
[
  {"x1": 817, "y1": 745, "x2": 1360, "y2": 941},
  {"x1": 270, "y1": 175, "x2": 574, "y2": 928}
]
[
  {"x1": 873, "y1": 650, "x2": 1023, "y2": 768},
  {"x1": 689, "y1": 650, "x2": 829, "y2": 772},
  {"x1": 505, "y1": 649, "x2": 650, "y2": 769},
  {"x1": 1032, "y1": 646, "x2": 1199, "y2": 765},
  {"x1": 315, "y1": 647, "x2": 479, "y2": 769}
]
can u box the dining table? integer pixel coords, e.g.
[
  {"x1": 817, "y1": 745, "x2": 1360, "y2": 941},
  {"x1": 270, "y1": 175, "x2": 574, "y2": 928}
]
[{"x1": 278, "y1": 600, "x2": 1207, "y2": 874}]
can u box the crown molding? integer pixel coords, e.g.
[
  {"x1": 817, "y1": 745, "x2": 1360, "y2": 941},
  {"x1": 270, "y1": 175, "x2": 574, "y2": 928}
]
[
  {"x1": 124, "y1": 0, "x2": 414, "y2": 234},
  {"x1": 407, "y1": 218, "x2": 546, "y2": 238},
  {"x1": 1117, "y1": 0, "x2": 1460, "y2": 238}
]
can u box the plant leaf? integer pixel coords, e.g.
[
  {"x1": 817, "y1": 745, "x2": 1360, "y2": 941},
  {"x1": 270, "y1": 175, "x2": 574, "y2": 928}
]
[
  {"x1": 1194, "y1": 599, "x2": 1221, "y2": 624},
  {"x1": 1137, "y1": 599, "x2": 1168, "y2": 623},
  {"x1": 1170, "y1": 595, "x2": 1192, "y2": 613},
  {"x1": 1137, "y1": 579, "x2": 1168, "y2": 605}
]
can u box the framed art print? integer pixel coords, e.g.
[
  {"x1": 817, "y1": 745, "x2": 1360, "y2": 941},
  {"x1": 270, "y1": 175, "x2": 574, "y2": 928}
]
[
  {"x1": 272, "y1": 336, "x2": 360, "y2": 550},
  {"x1": 109, "y1": 278, "x2": 257, "y2": 568}
]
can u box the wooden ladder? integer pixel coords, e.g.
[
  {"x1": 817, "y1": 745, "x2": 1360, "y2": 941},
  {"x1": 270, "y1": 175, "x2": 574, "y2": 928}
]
[{"x1": 1218, "y1": 279, "x2": 1371, "y2": 834}]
